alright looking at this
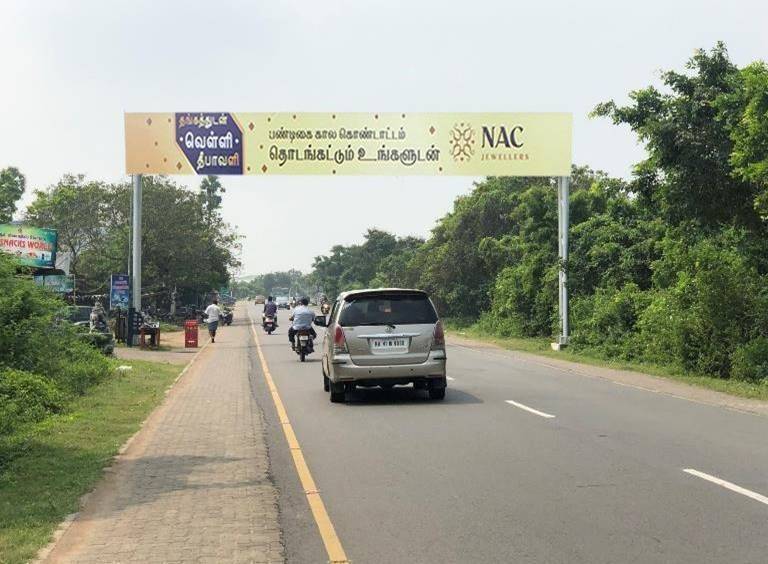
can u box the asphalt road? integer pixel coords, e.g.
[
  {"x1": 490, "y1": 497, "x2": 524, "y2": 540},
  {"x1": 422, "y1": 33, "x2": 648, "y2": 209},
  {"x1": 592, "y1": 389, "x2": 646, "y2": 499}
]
[{"x1": 244, "y1": 304, "x2": 768, "y2": 564}]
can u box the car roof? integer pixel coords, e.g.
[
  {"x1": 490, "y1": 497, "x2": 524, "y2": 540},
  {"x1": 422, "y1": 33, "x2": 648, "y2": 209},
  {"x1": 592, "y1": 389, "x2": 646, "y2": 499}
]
[{"x1": 338, "y1": 288, "x2": 429, "y2": 301}]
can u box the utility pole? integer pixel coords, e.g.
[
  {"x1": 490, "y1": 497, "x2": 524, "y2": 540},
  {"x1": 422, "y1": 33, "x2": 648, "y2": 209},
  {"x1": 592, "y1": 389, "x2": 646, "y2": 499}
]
[
  {"x1": 128, "y1": 174, "x2": 142, "y2": 346},
  {"x1": 552, "y1": 175, "x2": 570, "y2": 350}
]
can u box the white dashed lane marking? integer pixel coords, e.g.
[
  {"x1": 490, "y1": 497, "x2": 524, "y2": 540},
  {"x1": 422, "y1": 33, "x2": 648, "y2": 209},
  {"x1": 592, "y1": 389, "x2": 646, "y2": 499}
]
[
  {"x1": 683, "y1": 468, "x2": 768, "y2": 507},
  {"x1": 505, "y1": 399, "x2": 556, "y2": 419}
]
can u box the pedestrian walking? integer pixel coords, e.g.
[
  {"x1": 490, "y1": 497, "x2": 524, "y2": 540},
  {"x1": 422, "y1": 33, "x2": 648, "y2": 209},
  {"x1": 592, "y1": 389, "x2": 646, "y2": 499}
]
[{"x1": 204, "y1": 299, "x2": 223, "y2": 343}]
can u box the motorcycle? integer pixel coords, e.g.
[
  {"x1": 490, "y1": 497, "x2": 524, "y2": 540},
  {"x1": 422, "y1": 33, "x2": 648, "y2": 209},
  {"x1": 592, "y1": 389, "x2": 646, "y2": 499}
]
[
  {"x1": 294, "y1": 328, "x2": 314, "y2": 362},
  {"x1": 263, "y1": 315, "x2": 277, "y2": 335},
  {"x1": 221, "y1": 308, "x2": 234, "y2": 326}
]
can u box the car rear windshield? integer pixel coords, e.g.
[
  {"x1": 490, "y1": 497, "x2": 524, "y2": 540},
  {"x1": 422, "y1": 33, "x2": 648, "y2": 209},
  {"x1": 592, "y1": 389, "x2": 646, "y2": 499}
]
[{"x1": 339, "y1": 294, "x2": 437, "y2": 326}]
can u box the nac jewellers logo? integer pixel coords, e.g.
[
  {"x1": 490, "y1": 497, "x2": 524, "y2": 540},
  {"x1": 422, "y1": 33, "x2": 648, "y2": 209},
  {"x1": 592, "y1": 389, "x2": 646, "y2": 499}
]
[{"x1": 449, "y1": 122, "x2": 476, "y2": 162}]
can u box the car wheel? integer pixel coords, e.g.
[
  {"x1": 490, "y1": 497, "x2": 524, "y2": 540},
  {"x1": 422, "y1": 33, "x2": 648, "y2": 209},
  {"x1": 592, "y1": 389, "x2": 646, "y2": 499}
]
[
  {"x1": 330, "y1": 380, "x2": 345, "y2": 403},
  {"x1": 428, "y1": 387, "x2": 446, "y2": 400}
]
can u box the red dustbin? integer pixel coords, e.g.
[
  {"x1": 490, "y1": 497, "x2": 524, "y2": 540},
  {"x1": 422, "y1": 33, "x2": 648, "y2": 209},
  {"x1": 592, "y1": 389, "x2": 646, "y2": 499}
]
[{"x1": 184, "y1": 320, "x2": 199, "y2": 348}]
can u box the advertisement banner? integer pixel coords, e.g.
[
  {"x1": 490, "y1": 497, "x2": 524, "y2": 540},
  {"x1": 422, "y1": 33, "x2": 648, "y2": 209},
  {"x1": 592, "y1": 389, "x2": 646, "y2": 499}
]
[
  {"x1": 0, "y1": 224, "x2": 58, "y2": 268},
  {"x1": 125, "y1": 112, "x2": 572, "y2": 177},
  {"x1": 110, "y1": 274, "x2": 130, "y2": 310},
  {"x1": 33, "y1": 274, "x2": 74, "y2": 293}
]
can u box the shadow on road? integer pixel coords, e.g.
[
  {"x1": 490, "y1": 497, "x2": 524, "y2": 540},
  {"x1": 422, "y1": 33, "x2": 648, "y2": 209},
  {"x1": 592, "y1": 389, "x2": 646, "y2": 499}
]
[{"x1": 344, "y1": 386, "x2": 482, "y2": 406}]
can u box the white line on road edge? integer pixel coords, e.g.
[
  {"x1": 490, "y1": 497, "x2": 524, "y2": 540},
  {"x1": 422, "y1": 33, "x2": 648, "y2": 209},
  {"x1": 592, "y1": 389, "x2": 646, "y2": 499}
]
[
  {"x1": 683, "y1": 468, "x2": 768, "y2": 507},
  {"x1": 505, "y1": 399, "x2": 556, "y2": 419},
  {"x1": 447, "y1": 376, "x2": 455, "y2": 381}
]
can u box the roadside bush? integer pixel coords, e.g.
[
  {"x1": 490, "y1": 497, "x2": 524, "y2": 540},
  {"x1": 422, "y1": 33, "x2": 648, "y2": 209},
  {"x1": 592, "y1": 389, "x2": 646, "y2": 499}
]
[
  {"x1": 570, "y1": 284, "x2": 651, "y2": 358},
  {"x1": 0, "y1": 254, "x2": 114, "y2": 439},
  {"x1": 636, "y1": 235, "x2": 761, "y2": 377},
  {"x1": 731, "y1": 338, "x2": 768, "y2": 382},
  {"x1": 488, "y1": 255, "x2": 558, "y2": 337},
  {"x1": 0, "y1": 369, "x2": 63, "y2": 435},
  {"x1": 0, "y1": 254, "x2": 112, "y2": 397}
]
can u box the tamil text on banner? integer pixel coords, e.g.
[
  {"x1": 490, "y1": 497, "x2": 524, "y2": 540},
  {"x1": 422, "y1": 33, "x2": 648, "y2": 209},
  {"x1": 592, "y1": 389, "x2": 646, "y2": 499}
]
[
  {"x1": 125, "y1": 112, "x2": 572, "y2": 177},
  {"x1": 0, "y1": 224, "x2": 58, "y2": 268}
]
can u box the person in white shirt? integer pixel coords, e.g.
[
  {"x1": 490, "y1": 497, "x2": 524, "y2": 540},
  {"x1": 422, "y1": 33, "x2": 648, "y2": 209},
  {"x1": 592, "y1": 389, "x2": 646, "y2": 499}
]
[{"x1": 204, "y1": 299, "x2": 223, "y2": 343}]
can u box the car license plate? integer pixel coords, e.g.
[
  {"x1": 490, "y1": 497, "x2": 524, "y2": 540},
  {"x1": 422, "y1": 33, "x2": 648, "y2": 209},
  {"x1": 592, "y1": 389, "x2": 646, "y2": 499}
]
[{"x1": 370, "y1": 337, "x2": 409, "y2": 354}]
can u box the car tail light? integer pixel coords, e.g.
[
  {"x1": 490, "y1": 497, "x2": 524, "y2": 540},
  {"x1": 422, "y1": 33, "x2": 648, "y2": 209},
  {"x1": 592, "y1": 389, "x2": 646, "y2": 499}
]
[
  {"x1": 333, "y1": 325, "x2": 349, "y2": 354},
  {"x1": 432, "y1": 321, "x2": 445, "y2": 349}
]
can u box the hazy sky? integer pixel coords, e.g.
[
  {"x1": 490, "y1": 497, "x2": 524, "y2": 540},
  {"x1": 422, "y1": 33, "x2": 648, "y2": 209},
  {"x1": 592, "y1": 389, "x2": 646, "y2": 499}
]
[{"x1": 2, "y1": 0, "x2": 766, "y2": 274}]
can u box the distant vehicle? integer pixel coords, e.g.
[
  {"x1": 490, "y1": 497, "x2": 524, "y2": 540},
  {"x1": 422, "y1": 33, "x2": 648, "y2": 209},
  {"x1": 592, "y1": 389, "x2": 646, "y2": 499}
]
[
  {"x1": 262, "y1": 314, "x2": 276, "y2": 335},
  {"x1": 254, "y1": 295, "x2": 266, "y2": 304},
  {"x1": 314, "y1": 288, "x2": 447, "y2": 403},
  {"x1": 276, "y1": 296, "x2": 290, "y2": 309}
]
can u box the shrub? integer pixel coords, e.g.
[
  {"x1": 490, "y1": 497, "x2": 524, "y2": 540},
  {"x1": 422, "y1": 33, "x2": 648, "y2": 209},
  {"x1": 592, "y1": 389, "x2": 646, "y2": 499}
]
[
  {"x1": 570, "y1": 283, "x2": 651, "y2": 358},
  {"x1": 0, "y1": 254, "x2": 112, "y2": 397},
  {"x1": 731, "y1": 338, "x2": 768, "y2": 382},
  {"x1": 0, "y1": 369, "x2": 63, "y2": 435}
]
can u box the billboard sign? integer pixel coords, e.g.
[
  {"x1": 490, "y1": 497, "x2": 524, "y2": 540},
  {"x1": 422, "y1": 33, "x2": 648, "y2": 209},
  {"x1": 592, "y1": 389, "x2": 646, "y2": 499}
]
[
  {"x1": 0, "y1": 224, "x2": 58, "y2": 268},
  {"x1": 33, "y1": 274, "x2": 74, "y2": 293},
  {"x1": 125, "y1": 112, "x2": 572, "y2": 177},
  {"x1": 110, "y1": 274, "x2": 130, "y2": 310}
]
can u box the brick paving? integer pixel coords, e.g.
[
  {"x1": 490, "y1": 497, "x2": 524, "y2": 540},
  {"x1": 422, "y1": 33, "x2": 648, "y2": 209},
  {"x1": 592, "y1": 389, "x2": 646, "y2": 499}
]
[{"x1": 44, "y1": 311, "x2": 283, "y2": 563}]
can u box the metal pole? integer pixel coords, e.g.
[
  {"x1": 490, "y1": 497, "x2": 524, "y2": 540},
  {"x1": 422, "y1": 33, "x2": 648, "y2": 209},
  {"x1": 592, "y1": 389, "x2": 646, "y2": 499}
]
[
  {"x1": 557, "y1": 176, "x2": 570, "y2": 346},
  {"x1": 131, "y1": 175, "x2": 143, "y2": 335}
]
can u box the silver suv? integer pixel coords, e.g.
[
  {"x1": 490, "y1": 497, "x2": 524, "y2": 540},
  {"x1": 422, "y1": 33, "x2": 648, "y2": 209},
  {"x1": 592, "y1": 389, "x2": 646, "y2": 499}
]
[{"x1": 313, "y1": 288, "x2": 447, "y2": 403}]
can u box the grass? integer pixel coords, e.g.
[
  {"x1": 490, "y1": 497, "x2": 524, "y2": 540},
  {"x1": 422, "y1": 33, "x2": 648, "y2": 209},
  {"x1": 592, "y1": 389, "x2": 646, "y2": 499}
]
[
  {"x1": 0, "y1": 359, "x2": 182, "y2": 564},
  {"x1": 448, "y1": 323, "x2": 768, "y2": 402}
]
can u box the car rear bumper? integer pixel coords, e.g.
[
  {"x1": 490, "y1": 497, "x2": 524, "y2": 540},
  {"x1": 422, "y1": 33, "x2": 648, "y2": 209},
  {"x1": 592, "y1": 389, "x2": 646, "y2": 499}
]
[{"x1": 328, "y1": 350, "x2": 446, "y2": 383}]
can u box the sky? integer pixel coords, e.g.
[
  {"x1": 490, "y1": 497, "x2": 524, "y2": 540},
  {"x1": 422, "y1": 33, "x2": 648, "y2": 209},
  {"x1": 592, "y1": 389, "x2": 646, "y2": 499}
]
[{"x1": 2, "y1": 0, "x2": 766, "y2": 275}]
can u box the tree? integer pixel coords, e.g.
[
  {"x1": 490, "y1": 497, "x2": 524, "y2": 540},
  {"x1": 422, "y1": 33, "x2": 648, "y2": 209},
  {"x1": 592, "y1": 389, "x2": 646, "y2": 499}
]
[
  {"x1": 25, "y1": 175, "x2": 109, "y2": 277},
  {"x1": 199, "y1": 175, "x2": 225, "y2": 226},
  {"x1": 25, "y1": 175, "x2": 241, "y2": 306},
  {"x1": 0, "y1": 167, "x2": 26, "y2": 223},
  {"x1": 593, "y1": 42, "x2": 759, "y2": 229},
  {"x1": 718, "y1": 62, "x2": 768, "y2": 216}
]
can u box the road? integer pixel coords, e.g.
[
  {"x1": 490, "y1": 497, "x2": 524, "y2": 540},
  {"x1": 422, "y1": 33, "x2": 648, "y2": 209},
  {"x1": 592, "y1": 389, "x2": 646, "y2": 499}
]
[{"x1": 244, "y1": 304, "x2": 768, "y2": 564}]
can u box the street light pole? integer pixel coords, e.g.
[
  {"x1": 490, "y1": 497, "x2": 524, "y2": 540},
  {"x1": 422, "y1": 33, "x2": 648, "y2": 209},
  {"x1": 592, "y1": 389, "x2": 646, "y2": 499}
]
[
  {"x1": 130, "y1": 174, "x2": 142, "y2": 345},
  {"x1": 553, "y1": 175, "x2": 570, "y2": 350}
]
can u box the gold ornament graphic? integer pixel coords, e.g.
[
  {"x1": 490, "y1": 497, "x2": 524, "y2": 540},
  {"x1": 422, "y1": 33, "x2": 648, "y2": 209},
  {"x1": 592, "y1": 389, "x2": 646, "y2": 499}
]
[{"x1": 449, "y1": 122, "x2": 475, "y2": 162}]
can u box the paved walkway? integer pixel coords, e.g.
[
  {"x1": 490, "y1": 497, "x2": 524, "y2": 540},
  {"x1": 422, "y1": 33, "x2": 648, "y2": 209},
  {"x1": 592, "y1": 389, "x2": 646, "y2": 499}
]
[{"x1": 43, "y1": 308, "x2": 283, "y2": 563}]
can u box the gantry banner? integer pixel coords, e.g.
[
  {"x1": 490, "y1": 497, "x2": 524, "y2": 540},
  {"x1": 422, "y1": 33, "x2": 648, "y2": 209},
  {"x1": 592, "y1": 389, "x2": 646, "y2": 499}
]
[{"x1": 125, "y1": 112, "x2": 571, "y2": 176}]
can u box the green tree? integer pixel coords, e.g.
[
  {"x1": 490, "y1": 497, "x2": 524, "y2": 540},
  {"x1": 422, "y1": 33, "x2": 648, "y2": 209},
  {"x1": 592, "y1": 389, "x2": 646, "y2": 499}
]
[
  {"x1": 593, "y1": 42, "x2": 759, "y2": 229},
  {"x1": 199, "y1": 175, "x2": 225, "y2": 226},
  {"x1": 25, "y1": 175, "x2": 109, "y2": 277},
  {"x1": 0, "y1": 167, "x2": 26, "y2": 223},
  {"x1": 718, "y1": 62, "x2": 768, "y2": 216},
  {"x1": 26, "y1": 175, "x2": 241, "y2": 306}
]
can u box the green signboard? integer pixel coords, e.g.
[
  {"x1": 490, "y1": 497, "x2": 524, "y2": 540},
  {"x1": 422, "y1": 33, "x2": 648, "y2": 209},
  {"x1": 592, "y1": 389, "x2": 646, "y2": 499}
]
[
  {"x1": 0, "y1": 224, "x2": 58, "y2": 268},
  {"x1": 34, "y1": 274, "x2": 74, "y2": 293}
]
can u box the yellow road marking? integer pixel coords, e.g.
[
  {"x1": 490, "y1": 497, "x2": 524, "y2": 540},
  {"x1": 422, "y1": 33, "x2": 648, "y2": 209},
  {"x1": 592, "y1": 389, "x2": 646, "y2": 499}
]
[{"x1": 249, "y1": 318, "x2": 350, "y2": 564}]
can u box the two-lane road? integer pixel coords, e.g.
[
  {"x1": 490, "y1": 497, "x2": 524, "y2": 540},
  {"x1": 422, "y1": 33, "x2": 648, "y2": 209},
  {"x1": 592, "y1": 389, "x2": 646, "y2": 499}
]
[{"x1": 244, "y1": 304, "x2": 768, "y2": 563}]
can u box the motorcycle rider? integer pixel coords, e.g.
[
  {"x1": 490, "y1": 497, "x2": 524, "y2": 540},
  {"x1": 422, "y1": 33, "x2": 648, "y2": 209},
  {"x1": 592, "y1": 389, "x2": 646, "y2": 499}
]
[
  {"x1": 288, "y1": 297, "x2": 316, "y2": 350},
  {"x1": 263, "y1": 296, "x2": 278, "y2": 327}
]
